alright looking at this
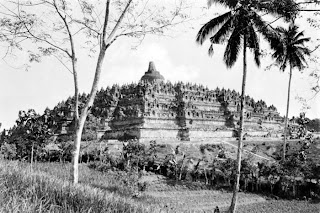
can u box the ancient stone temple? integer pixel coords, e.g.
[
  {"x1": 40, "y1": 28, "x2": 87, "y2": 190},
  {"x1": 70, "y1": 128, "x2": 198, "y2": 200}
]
[{"x1": 97, "y1": 62, "x2": 284, "y2": 142}]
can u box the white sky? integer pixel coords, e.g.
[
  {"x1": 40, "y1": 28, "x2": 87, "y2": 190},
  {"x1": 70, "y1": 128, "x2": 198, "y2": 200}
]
[{"x1": 0, "y1": 1, "x2": 319, "y2": 130}]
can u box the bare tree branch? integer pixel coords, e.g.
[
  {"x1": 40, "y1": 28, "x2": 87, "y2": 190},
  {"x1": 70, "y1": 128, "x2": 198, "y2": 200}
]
[
  {"x1": 53, "y1": 54, "x2": 73, "y2": 74},
  {"x1": 23, "y1": 23, "x2": 71, "y2": 57},
  {"x1": 101, "y1": 0, "x2": 110, "y2": 48},
  {"x1": 105, "y1": 0, "x2": 133, "y2": 46}
]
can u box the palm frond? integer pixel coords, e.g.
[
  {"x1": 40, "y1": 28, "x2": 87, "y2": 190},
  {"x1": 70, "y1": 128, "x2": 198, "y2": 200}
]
[
  {"x1": 271, "y1": 39, "x2": 285, "y2": 59},
  {"x1": 291, "y1": 53, "x2": 304, "y2": 70},
  {"x1": 207, "y1": 0, "x2": 238, "y2": 9},
  {"x1": 295, "y1": 49, "x2": 309, "y2": 65},
  {"x1": 272, "y1": 51, "x2": 284, "y2": 64},
  {"x1": 208, "y1": 44, "x2": 214, "y2": 56},
  {"x1": 273, "y1": 49, "x2": 287, "y2": 71},
  {"x1": 247, "y1": 25, "x2": 261, "y2": 67},
  {"x1": 275, "y1": 26, "x2": 287, "y2": 34},
  {"x1": 288, "y1": 24, "x2": 299, "y2": 39},
  {"x1": 250, "y1": 12, "x2": 279, "y2": 48},
  {"x1": 293, "y1": 30, "x2": 305, "y2": 41},
  {"x1": 297, "y1": 56, "x2": 307, "y2": 68},
  {"x1": 296, "y1": 46, "x2": 311, "y2": 55},
  {"x1": 197, "y1": 0, "x2": 301, "y2": 71},
  {"x1": 292, "y1": 37, "x2": 310, "y2": 46},
  {"x1": 223, "y1": 29, "x2": 242, "y2": 68},
  {"x1": 196, "y1": 11, "x2": 232, "y2": 45},
  {"x1": 210, "y1": 17, "x2": 234, "y2": 44},
  {"x1": 256, "y1": 0, "x2": 298, "y2": 21},
  {"x1": 279, "y1": 54, "x2": 288, "y2": 71},
  {"x1": 271, "y1": 24, "x2": 311, "y2": 72}
]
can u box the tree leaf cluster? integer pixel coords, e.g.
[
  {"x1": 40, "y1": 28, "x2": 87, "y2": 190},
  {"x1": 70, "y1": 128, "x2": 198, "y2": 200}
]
[{"x1": 2, "y1": 109, "x2": 53, "y2": 160}]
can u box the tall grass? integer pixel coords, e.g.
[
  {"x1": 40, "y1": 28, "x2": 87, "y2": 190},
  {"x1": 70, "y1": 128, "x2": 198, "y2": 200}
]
[
  {"x1": 30, "y1": 162, "x2": 142, "y2": 197},
  {"x1": 0, "y1": 160, "x2": 154, "y2": 213}
]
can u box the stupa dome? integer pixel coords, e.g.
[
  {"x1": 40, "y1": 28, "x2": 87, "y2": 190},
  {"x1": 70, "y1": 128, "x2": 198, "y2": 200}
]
[{"x1": 140, "y1": 61, "x2": 164, "y2": 82}]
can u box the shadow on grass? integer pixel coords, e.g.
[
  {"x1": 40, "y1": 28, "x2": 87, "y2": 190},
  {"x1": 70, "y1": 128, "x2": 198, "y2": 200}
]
[
  {"x1": 89, "y1": 183, "x2": 132, "y2": 197},
  {"x1": 309, "y1": 198, "x2": 320, "y2": 204},
  {"x1": 163, "y1": 179, "x2": 224, "y2": 191}
]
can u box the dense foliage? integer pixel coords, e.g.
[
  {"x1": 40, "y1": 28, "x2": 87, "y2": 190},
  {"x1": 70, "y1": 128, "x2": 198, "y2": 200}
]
[
  {"x1": 0, "y1": 109, "x2": 53, "y2": 161},
  {"x1": 87, "y1": 138, "x2": 320, "y2": 201}
]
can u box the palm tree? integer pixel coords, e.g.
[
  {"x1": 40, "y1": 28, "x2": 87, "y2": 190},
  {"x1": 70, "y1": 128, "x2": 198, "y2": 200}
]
[
  {"x1": 196, "y1": 1, "x2": 297, "y2": 212},
  {"x1": 270, "y1": 23, "x2": 310, "y2": 161}
]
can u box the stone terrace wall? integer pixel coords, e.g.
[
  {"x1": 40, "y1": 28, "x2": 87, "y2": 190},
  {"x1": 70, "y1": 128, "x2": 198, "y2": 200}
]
[{"x1": 100, "y1": 80, "x2": 284, "y2": 141}]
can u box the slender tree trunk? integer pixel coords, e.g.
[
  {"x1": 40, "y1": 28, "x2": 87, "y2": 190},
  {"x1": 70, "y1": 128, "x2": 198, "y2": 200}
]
[
  {"x1": 70, "y1": 52, "x2": 81, "y2": 184},
  {"x1": 72, "y1": 58, "x2": 80, "y2": 121},
  {"x1": 204, "y1": 169, "x2": 208, "y2": 184},
  {"x1": 229, "y1": 36, "x2": 247, "y2": 213},
  {"x1": 71, "y1": 46, "x2": 108, "y2": 184},
  {"x1": 179, "y1": 157, "x2": 185, "y2": 181},
  {"x1": 70, "y1": 1, "x2": 110, "y2": 184},
  {"x1": 251, "y1": 177, "x2": 254, "y2": 192},
  {"x1": 71, "y1": 115, "x2": 86, "y2": 184},
  {"x1": 282, "y1": 65, "x2": 293, "y2": 161},
  {"x1": 30, "y1": 141, "x2": 34, "y2": 172},
  {"x1": 61, "y1": 0, "x2": 81, "y2": 184},
  {"x1": 69, "y1": 0, "x2": 132, "y2": 184}
]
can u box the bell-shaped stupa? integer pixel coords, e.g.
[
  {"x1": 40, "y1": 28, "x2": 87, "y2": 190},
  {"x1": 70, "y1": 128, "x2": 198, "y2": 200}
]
[{"x1": 140, "y1": 61, "x2": 164, "y2": 82}]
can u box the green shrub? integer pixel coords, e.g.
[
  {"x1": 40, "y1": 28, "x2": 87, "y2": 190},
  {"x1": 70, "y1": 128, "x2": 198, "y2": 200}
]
[{"x1": 0, "y1": 142, "x2": 17, "y2": 160}]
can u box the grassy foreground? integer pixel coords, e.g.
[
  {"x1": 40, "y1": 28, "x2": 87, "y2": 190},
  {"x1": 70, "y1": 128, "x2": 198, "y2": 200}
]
[
  {"x1": 1, "y1": 160, "x2": 319, "y2": 213},
  {"x1": 0, "y1": 160, "x2": 154, "y2": 213}
]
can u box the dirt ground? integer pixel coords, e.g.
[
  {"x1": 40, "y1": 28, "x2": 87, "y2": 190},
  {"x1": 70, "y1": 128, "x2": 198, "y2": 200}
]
[
  {"x1": 141, "y1": 174, "x2": 265, "y2": 212},
  {"x1": 141, "y1": 173, "x2": 320, "y2": 213}
]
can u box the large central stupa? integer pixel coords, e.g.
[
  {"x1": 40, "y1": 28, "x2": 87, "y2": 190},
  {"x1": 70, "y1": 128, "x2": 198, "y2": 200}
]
[
  {"x1": 98, "y1": 62, "x2": 284, "y2": 142},
  {"x1": 140, "y1": 61, "x2": 165, "y2": 82}
]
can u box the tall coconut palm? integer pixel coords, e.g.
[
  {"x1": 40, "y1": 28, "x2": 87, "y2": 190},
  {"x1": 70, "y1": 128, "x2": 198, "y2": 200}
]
[
  {"x1": 270, "y1": 24, "x2": 310, "y2": 161},
  {"x1": 196, "y1": 0, "x2": 297, "y2": 212}
]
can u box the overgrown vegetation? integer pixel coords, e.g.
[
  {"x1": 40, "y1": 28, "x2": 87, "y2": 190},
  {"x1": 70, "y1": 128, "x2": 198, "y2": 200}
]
[
  {"x1": 85, "y1": 138, "x2": 320, "y2": 201},
  {"x1": 0, "y1": 160, "x2": 154, "y2": 213},
  {"x1": 1, "y1": 111, "x2": 319, "y2": 203}
]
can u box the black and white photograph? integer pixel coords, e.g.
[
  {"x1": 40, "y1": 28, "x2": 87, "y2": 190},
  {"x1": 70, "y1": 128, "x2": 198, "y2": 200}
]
[{"x1": 0, "y1": 0, "x2": 320, "y2": 212}]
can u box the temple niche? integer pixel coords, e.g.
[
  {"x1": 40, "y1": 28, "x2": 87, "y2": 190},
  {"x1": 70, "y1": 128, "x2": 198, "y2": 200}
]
[{"x1": 99, "y1": 61, "x2": 284, "y2": 142}]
